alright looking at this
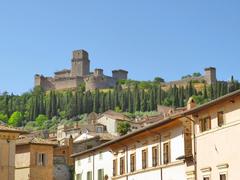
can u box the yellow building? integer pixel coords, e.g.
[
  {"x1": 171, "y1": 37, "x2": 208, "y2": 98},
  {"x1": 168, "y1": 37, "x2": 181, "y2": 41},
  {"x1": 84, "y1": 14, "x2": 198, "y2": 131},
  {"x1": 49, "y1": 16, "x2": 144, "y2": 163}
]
[
  {"x1": 0, "y1": 125, "x2": 23, "y2": 180},
  {"x1": 15, "y1": 136, "x2": 56, "y2": 180}
]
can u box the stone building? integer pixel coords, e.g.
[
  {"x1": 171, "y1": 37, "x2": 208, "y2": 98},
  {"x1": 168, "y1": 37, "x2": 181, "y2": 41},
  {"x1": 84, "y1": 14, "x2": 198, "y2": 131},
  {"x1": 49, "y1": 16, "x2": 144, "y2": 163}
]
[
  {"x1": 35, "y1": 49, "x2": 128, "y2": 91},
  {"x1": 15, "y1": 136, "x2": 56, "y2": 180},
  {"x1": 0, "y1": 125, "x2": 23, "y2": 180}
]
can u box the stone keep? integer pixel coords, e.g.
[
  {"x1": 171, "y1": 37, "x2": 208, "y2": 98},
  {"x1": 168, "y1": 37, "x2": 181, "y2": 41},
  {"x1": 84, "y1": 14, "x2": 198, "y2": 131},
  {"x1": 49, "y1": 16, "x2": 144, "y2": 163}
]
[{"x1": 71, "y1": 50, "x2": 90, "y2": 77}]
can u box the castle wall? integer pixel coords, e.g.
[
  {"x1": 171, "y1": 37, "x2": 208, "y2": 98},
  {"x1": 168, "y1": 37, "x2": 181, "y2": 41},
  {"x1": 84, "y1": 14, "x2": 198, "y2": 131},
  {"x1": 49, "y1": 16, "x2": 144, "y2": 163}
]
[
  {"x1": 54, "y1": 77, "x2": 84, "y2": 90},
  {"x1": 84, "y1": 75, "x2": 116, "y2": 91},
  {"x1": 112, "y1": 70, "x2": 128, "y2": 80},
  {"x1": 35, "y1": 75, "x2": 55, "y2": 91},
  {"x1": 54, "y1": 71, "x2": 71, "y2": 79},
  {"x1": 164, "y1": 76, "x2": 205, "y2": 87}
]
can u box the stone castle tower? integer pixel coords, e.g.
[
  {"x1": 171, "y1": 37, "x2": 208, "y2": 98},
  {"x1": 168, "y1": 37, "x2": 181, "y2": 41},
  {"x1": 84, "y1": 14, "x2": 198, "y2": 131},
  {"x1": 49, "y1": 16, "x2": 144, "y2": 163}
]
[
  {"x1": 204, "y1": 67, "x2": 217, "y2": 84},
  {"x1": 71, "y1": 50, "x2": 90, "y2": 77}
]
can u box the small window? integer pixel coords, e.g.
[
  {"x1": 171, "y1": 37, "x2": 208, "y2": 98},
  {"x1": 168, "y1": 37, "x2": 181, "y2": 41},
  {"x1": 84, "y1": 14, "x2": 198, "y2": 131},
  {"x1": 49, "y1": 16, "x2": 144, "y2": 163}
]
[
  {"x1": 152, "y1": 146, "x2": 158, "y2": 167},
  {"x1": 98, "y1": 169, "x2": 104, "y2": 180},
  {"x1": 142, "y1": 149, "x2": 148, "y2": 169},
  {"x1": 120, "y1": 157, "x2": 125, "y2": 175},
  {"x1": 220, "y1": 174, "x2": 227, "y2": 180},
  {"x1": 99, "y1": 152, "x2": 103, "y2": 160},
  {"x1": 200, "y1": 116, "x2": 211, "y2": 132},
  {"x1": 88, "y1": 156, "x2": 91, "y2": 163},
  {"x1": 76, "y1": 173, "x2": 82, "y2": 180},
  {"x1": 36, "y1": 153, "x2": 47, "y2": 166},
  {"x1": 203, "y1": 177, "x2": 210, "y2": 180},
  {"x1": 113, "y1": 159, "x2": 117, "y2": 176},
  {"x1": 87, "y1": 171, "x2": 92, "y2": 180},
  {"x1": 130, "y1": 153, "x2": 136, "y2": 172},
  {"x1": 217, "y1": 111, "x2": 224, "y2": 127},
  {"x1": 96, "y1": 126, "x2": 104, "y2": 133},
  {"x1": 163, "y1": 142, "x2": 170, "y2": 164},
  {"x1": 77, "y1": 160, "x2": 81, "y2": 166}
]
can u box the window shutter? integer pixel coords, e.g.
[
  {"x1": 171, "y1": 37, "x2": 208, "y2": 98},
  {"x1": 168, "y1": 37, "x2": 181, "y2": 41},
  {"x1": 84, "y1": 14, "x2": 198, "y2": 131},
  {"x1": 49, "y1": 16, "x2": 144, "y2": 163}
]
[
  {"x1": 36, "y1": 153, "x2": 39, "y2": 166},
  {"x1": 44, "y1": 154, "x2": 48, "y2": 166}
]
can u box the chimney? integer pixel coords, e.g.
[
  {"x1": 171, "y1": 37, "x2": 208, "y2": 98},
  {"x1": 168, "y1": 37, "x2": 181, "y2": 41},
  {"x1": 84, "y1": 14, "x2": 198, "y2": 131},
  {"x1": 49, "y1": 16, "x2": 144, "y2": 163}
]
[{"x1": 187, "y1": 97, "x2": 196, "y2": 110}]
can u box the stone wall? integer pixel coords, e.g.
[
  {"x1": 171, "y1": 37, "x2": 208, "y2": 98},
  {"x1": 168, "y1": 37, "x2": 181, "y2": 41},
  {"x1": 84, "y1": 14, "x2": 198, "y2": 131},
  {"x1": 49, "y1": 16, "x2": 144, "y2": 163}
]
[
  {"x1": 84, "y1": 75, "x2": 116, "y2": 91},
  {"x1": 54, "y1": 77, "x2": 84, "y2": 91}
]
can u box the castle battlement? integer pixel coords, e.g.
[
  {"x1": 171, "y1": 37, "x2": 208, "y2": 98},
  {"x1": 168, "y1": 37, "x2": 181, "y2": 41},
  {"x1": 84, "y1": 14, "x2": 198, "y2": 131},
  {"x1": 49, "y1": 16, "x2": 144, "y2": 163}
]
[{"x1": 34, "y1": 50, "x2": 128, "y2": 91}]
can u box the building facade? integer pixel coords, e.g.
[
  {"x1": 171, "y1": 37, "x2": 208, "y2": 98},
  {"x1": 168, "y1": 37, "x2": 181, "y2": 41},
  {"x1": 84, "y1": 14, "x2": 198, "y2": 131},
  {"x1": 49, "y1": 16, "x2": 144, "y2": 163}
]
[
  {"x1": 0, "y1": 126, "x2": 22, "y2": 180},
  {"x1": 72, "y1": 112, "x2": 193, "y2": 180},
  {"x1": 185, "y1": 90, "x2": 240, "y2": 180},
  {"x1": 15, "y1": 137, "x2": 56, "y2": 180}
]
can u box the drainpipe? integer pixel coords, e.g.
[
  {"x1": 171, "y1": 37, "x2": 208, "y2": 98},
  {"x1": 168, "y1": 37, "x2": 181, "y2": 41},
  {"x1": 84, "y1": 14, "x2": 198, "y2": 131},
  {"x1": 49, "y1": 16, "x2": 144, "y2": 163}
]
[
  {"x1": 93, "y1": 152, "x2": 95, "y2": 180},
  {"x1": 125, "y1": 146, "x2": 128, "y2": 180},
  {"x1": 159, "y1": 134, "x2": 163, "y2": 180},
  {"x1": 183, "y1": 116, "x2": 197, "y2": 180}
]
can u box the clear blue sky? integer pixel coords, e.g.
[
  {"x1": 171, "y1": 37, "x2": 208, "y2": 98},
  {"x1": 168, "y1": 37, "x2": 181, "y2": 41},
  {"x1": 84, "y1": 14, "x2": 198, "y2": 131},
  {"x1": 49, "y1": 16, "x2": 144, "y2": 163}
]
[{"x1": 0, "y1": 1, "x2": 240, "y2": 94}]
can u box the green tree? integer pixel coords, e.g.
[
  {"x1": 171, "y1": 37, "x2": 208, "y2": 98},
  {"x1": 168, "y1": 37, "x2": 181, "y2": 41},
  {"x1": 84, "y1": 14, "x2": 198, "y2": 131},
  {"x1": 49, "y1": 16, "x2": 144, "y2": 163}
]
[
  {"x1": 192, "y1": 72, "x2": 202, "y2": 77},
  {"x1": 117, "y1": 122, "x2": 131, "y2": 135},
  {"x1": 154, "y1": 77, "x2": 165, "y2": 83},
  {"x1": 0, "y1": 113, "x2": 8, "y2": 123},
  {"x1": 8, "y1": 111, "x2": 23, "y2": 127},
  {"x1": 35, "y1": 114, "x2": 48, "y2": 127}
]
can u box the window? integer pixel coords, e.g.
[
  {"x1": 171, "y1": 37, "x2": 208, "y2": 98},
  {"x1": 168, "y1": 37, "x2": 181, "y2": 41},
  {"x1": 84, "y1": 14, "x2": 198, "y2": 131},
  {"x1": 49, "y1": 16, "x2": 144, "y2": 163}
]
[
  {"x1": 88, "y1": 156, "x2": 91, "y2": 163},
  {"x1": 96, "y1": 126, "x2": 104, "y2": 133},
  {"x1": 98, "y1": 169, "x2": 104, "y2": 180},
  {"x1": 200, "y1": 116, "x2": 211, "y2": 132},
  {"x1": 76, "y1": 173, "x2": 82, "y2": 180},
  {"x1": 142, "y1": 149, "x2": 148, "y2": 169},
  {"x1": 99, "y1": 152, "x2": 103, "y2": 160},
  {"x1": 36, "y1": 153, "x2": 47, "y2": 166},
  {"x1": 217, "y1": 111, "x2": 224, "y2": 127},
  {"x1": 87, "y1": 171, "x2": 92, "y2": 180},
  {"x1": 77, "y1": 160, "x2": 81, "y2": 166},
  {"x1": 130, "y1": 153, "x2": 136, "y2": 172},
  {"x1": 220, "y1": 174, "x2": 226, "y2": 180},
  {"x1": 113, "y1": 159, "x2": 117, "y2": 176},
  {"x1": 163, "y1": 142, "x2": 170, "y2": 164},
  {"x1": 120, "y1": 157, "x2": 125, "y2": 175},
  {"x1": 152, "y1": 146, "x2": 158, "y2": 167},
  {"x1": 203, "y1": 177, "x2": 210, "y2": 180}
]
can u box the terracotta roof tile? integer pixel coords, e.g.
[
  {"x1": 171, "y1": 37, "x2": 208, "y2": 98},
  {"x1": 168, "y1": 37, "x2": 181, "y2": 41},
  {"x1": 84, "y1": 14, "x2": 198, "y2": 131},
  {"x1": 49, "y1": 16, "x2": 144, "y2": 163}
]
[
  {"x1": 16, "y1": 136, "x2": 57, "y2": 146},
  {"x1": 0, "y1": 125, "x2": 24, "y2": 133}
]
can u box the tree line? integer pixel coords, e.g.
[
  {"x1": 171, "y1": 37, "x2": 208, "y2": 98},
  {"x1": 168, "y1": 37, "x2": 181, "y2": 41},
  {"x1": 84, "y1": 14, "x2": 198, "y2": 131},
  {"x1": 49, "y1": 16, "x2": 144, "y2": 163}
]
[{"x1": 0, "y1": 78, "x2": 239, "y2": 127}]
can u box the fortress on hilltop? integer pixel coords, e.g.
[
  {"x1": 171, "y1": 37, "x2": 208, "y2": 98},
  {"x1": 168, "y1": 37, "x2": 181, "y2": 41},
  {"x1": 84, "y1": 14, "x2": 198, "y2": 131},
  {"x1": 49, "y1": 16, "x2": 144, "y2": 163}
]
[
  {"x1": 34, "y1": 49, "x2": 128, "y2": 91},
  {"x1": 35, "y1": 49, "x2": 218, "y2": 92}
]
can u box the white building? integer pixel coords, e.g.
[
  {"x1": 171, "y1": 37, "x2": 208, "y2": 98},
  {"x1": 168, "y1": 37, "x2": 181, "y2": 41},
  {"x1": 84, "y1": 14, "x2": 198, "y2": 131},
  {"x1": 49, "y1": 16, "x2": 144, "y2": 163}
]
[
  {"x1": 96, "y1": 110, "x2": 140, "y2": 136},
  {"x1": 72, "y1": 110, "x2": 193, "y2": 180}
]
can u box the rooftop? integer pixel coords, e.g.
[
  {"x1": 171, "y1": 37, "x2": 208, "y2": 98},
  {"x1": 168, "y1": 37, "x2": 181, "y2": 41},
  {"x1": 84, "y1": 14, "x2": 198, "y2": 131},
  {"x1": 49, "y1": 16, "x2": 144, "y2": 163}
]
[
  {"x1": 0, "y1": 125, "x2": 25, "y2": 134},
  {"x1": 16, "y1": 136, "x2": 57, "y2": 146},
  {"x1": 101, "y1": 110, "x2": 130, "y2": 121}
]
